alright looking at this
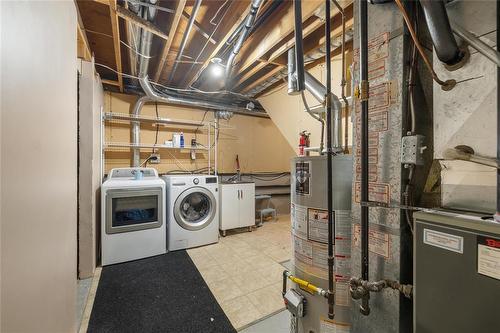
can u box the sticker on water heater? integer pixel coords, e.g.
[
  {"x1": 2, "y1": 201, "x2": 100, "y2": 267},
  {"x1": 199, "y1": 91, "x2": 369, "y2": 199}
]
[
  {"x1": 477, "y1": 236, "x2": 500, "y2": 280},
  {"x1": 292, "y1": 204, "x2": 308, "y2": 238},
  {"x1": 295, "y1": 161, "x2": 311, "y2": 196},
  {"x1": 353, "y1": 224, "x2": 390, "y2": 259},
  {"x1": 423, "y1": 229, "x2": 463, "y2": 254},
  {"x1": 308, "y1": 208, "x2": 332, "y2": 244},
  {"x1": 335, "y1": 279, "x2": 351, "y2": 307}
]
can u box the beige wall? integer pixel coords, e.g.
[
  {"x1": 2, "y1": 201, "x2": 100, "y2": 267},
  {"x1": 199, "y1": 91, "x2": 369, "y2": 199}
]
[
  {"x1": 78, "y1": 60, "x2": 103, "y2": 279},
  {"x1": 104, "y1": 92, "x2": 295, "y2": 174},
  {"x1": 259, "y1": 53, "x2": 353, "y2": 153},
  {"x1": 1, "y1": 2, "x2": 77, "y2": 332}
]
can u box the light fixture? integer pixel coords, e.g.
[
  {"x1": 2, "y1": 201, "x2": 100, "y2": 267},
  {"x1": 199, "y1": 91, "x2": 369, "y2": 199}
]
[{"x1": 210, "y1": 57, "x2": 224, "y2": 77}]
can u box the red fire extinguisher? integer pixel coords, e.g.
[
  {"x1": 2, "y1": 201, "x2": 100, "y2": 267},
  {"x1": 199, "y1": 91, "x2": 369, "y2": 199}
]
[{"x1": 299, "y1": 131, "x2": 310, "y2": 156}]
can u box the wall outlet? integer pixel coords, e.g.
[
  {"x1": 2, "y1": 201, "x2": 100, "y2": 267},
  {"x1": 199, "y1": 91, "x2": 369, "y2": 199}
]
[{"x1": 149, "y1": 153, "x2": 161, "y2": 164}]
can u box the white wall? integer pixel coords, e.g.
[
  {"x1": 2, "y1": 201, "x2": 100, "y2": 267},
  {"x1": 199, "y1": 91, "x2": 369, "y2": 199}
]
[
  {"x1": 259, "y1": 53, "x2": 352, "y2": 153},
  {"x1": 1, "y1": 2, "x2": 77, "y2": 332},
  {"x1": 434, "y1": 1, "x2": 497, "y2": 212},
  {"x1": 78, "y1": 60, "x2": 103, "y2": 279}
]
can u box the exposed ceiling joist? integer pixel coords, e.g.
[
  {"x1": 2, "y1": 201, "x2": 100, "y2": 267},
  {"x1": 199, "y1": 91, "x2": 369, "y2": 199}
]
[
  {"x1": 234, "y1": 4, "x2": 353, "y2": 92},
  {"x1": 231, "y1": 0, "x2": 324, "y2": 83},
  {"x1": 115, "y1": 5, "x2": 169, "y2": 41},
  {"x1": 181, "y1": 10, "x2": 216, "y2": 45},
  {"x1": 255, "y1": 39, "x2": 353, "y2": 98},
  {"x1": 109, "y1": 0, "x2": 123, "y2": 92},
  {"x1": 75, "y1": 1, "x2": 92, "y2": 61},
  {"x1": 153, "y1": 0, "x2": 187, "y2": 82},
  {"x1": 185, "y1": 1, "x2": 252, "y2": 88},
  {"x1": 241, "y1": 65, "x2": 285, "y2": 93},
  {"x1": 101, "y1": 79, "x2": 120, "y2": 86}
]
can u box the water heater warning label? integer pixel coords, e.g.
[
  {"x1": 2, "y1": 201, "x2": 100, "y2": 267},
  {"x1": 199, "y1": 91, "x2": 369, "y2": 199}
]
[
  {"x1": 308, "y1": 208, "x2": 332, "y2": 244},
  {"x1": 295, "y1": 161, "x2": 311, "y2": 196},
  {"x1": 477, "y1": 236, "x2": 500, "y2": 280}
]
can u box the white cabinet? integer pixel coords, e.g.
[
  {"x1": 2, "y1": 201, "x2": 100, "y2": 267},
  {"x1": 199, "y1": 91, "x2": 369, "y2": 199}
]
[{"x1": 219, "y1": 182, "x2": 255, "y2": 235}]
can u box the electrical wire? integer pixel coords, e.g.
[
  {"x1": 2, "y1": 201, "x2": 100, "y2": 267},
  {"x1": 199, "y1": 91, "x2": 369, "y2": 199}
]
[
  {"x1": 210, "y1": 0, "x2": 230, "y2": 25},
  {"x1": 394, "y1": 0, "x2": 455, "y2": 89},
  {"x1": 94, "y1": 63, "x2": 253, "y2": 99},
  {"x1": 85, "y1": 29, "x2": 153, "y2": 59}
]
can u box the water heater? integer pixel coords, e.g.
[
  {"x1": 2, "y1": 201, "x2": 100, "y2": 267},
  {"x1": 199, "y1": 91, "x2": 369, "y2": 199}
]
[{"x1": 289, "y1": 155, "x2": 353, "y2": 333}]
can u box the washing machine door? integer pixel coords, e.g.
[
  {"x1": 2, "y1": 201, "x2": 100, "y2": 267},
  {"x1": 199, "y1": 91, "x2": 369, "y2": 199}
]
[{"x1": 173, "y1": 187, "x2": 216, "y2": 231}]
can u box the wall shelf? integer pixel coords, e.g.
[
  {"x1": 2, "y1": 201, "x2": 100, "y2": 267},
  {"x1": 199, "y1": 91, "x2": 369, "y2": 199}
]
[
  {"x1": 104, "y1": 112, "x2": 207, "y2": 127},
  {"x1": 104, "y1": 142, "x2": 209, "y2": 151}
]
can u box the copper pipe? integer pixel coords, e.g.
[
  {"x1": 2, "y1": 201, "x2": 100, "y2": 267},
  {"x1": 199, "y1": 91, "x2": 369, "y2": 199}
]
[{"x1": 394, "y1": 0, "x2": 456, "y2": 90}]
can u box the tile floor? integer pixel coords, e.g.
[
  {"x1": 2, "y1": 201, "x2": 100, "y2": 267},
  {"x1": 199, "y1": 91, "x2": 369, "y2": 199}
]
[{"x1": 187, "y1": 215, "x2": 292, "y2": 331}]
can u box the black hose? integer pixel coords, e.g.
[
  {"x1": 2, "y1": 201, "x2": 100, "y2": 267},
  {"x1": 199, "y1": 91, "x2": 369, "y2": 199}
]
[
  {"x1": 359, "y1": 0, "x2": 371, "y2": 316},
  {"x1": 324, "y1": 0, "x2": 335, "y2": 321},
  {"x1": 418, "y1": 0, "x2": 464, "y2": 66}
]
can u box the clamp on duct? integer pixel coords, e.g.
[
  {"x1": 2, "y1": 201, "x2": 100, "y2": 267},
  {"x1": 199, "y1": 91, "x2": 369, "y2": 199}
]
[{"x1": 349, "y1": 277, "x2": 413, "y2": 311}]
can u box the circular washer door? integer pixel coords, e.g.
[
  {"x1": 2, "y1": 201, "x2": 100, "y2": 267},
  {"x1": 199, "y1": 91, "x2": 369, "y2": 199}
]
[{"x1": 173, "y1": 187, "x2": 216, "y2": 231}]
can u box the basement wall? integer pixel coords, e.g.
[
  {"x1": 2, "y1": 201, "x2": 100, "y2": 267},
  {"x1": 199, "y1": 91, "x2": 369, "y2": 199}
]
[
  {"x1": 78, "y1": 60, "x2": 103, "y2": 279},
  {"x1": 258, "y1": 53, "x2": 353, "y2": 153},
  {"x1": 433, "y1": 0, "x2": 497, "y2": 213},
  {"x1": 1, "y1": 2, "x2": 77, "y2": 332},
  {"x1": 104, "y1": 92, "x2": 296, "y2": 175}
]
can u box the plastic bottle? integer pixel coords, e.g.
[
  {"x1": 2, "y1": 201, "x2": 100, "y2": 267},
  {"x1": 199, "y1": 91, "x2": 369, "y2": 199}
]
[{"x1": 180, "y1": 132, "x2": 185, "y2": 148}]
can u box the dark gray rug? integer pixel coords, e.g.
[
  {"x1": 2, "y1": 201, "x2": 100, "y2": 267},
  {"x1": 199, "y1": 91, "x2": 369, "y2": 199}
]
[{"x1": 88, "y1": 251, "x2": 236, "y2": 333}]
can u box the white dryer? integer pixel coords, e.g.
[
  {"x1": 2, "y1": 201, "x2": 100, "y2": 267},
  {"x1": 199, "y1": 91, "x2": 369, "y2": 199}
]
[
  {"x1": 163, "y1": 175, "x2": 219, "y2": 251},
  {"x1": 101, "y1": 168, "x2": 166, "y2": 265}
]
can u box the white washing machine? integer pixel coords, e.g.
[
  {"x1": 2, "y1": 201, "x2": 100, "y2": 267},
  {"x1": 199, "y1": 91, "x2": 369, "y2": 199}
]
[
  {"x1": 101, "y1": 168, "x2": 166, "y2": 265},
  {"x1": 163, "y1": 174, "x2": 219, "y2": 251}
]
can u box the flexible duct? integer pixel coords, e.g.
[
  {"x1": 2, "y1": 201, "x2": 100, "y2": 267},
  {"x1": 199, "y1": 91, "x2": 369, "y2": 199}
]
[
  {"x1": 418, "y1": 0, "x2": 465, "y2": 67},
  {"x1": 224, "y1": 0, "x2": 264, "y2": 86}
]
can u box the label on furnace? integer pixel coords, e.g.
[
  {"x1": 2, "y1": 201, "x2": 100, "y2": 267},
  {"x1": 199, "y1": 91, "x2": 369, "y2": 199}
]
[{"x1": 477, "y1": 235, "x2": 500, "y2": 280}]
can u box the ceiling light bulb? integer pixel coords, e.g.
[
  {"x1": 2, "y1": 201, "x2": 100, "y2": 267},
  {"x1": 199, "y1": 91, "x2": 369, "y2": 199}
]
[{"x1": 211, "y1": 63, "x2": 224, "y2": 77}]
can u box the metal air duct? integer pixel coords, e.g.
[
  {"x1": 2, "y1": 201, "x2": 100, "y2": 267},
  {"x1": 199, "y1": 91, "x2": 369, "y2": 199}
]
[
  {"x1": 419, "y1": 0, "x2": 467, "y2": 69},
  {"x1": 131, "y1": 77, "x2": 267, "y2": 166},
  {"x1": 224, "y1": 0, "x2": 264, "y2": 86}
]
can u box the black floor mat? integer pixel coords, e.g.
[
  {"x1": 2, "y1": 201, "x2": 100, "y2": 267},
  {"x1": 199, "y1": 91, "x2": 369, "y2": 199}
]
[{"x1": 88, "y1": 251, "x2": 236, "y2": 333}]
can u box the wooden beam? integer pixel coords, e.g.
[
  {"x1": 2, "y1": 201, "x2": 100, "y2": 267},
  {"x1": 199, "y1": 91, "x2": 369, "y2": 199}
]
[
  {"x1": 153, "y1": 0, "x2": 187, "y2": 82},
  {"x1": 181, "y1": 10, "x2": 216, "y2": 45},
  {"x1": 185, "y1": 2, "x2": 252, "y2": 88},
  {"x1": 232, "y1": 0, "x2": 324, "y2": 81},
  {"x1": 102, "y1": 79, "x2": 121, "y2": 86},
  {"x1": 75, "y1": 1, "x2": 92, "y2": 61},
  {"x1": 115, "y1": 5, "x2": 169, "y2": 41},
  {"x1": 234, "y1": 6, "x2": 353, "y2": 91},
  {"x1": 254, "y1": 40, "x2": 352, "y2": 98},
  {"x1": 109, "y1": 0, "x2": 123, "y2": 92},
  {"x1": 241, "y1": 65, "x2": 285, "y2": 93}
]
